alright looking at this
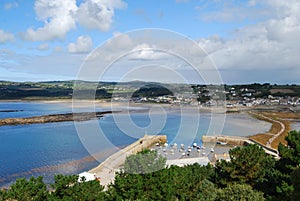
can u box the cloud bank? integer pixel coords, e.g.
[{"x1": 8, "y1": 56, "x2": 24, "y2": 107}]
[{"x1": 196, "y1": 0, "x2": 300, "y2": 83}]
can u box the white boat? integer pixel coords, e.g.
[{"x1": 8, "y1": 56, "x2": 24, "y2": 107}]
[{"x1": 217, "y1": 141, "x2": 227, "y2": 145}]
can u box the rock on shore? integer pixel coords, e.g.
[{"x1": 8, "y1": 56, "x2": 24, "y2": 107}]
[{"x1": 0, "y1": 111, "x2": 113, "y2": 126}]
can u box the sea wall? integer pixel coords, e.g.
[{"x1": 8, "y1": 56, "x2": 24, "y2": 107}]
[{"x1": 88, "y1": 135, "x2": 167, "y2": 187}]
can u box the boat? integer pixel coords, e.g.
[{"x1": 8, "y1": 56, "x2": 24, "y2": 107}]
[{"x1": 216, "y1": 141, "x2": 227, "y2": 145}]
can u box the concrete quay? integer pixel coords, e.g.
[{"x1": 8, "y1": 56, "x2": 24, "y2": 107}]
[
  {"x1": 88, "y1": 135, "x2": 167, "y2": 187},
  {"x1": 202, "y1": 135, "x2": 279, "y2": 158}
]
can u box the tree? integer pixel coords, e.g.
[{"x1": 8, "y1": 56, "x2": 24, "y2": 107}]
[
  {"x1": 0, "y1": 189, "x2": 8, "y2": 201},
  {"x1": 7, "y1": 176, "x2": 47, "y2": 201},
  {"x1": 291, "y1": 166, "x2": 300, "y2": 201},
  {"x1": 49, "y1": 174, "x2": 105, "y2": 200},
  {"x1": 214, "y1": 144, "x2": 275, "y2": 187},
  {"x1": 123, "y1": 149, "x2": 166, "y2": 174},
  {"x1": 275, "y1": 130, "x2": 300, "y2": 200},
  {"x1": 109, "y1": 162, "x2": 217, "y2": 201},
  {"x1": 216, "y1": 183, "x2": 265, "y2": 201},
  {"x1": 278, "y1": 130, "x2": 300, "y2": 173}
]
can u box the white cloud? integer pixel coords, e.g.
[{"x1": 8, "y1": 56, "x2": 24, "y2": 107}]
[
  {"x1": 68, "y1": 35, "x2": 93, "y2": 53},
  {"x1": 0, "y1": 29, "x2": 14, "y2": 43},
  {"x1": 4, "y1": 2, "x2": 18, "y2": 10},
  {"x1": 76, "y1": 0, "x2": 127, "y2": 31},
  {"x1": 87, "y1": 32, "x2": 133, "y2": 61},
  {"x1": 21, "y1": 0, "x2": 127, "y2": 41},
  {"x1": 22, "y1": 0, "x2": 77, "y2": 41},
  {"x1": 129, "y1": 43, "x2": 167, "y2": 60}
]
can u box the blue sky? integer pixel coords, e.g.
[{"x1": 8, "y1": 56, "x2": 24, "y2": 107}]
[{"x1": 0, "y1": 0, "x2": 300, "y2": 84}]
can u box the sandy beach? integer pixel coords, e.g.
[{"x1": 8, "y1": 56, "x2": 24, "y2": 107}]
[{"x1": 0, "y1": 98, "x2": 223, "y2": 112}]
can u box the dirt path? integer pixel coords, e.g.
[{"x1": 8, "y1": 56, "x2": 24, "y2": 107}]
[
  {"x1": 249, "y1": 111, "x2": 286, "y2": 148},
  {"x1": 259, "y1": 113, "x2": 285, "y2": 147}
]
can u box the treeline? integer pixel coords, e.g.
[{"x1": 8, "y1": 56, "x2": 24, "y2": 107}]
[
  {"x1": 1, "y1": 131, "x2": 300, "y2": 200},
  {"x1": 0, "y1": 81, "x2": 173, "y2": 100},
  {"x1": 132, "y1": 84, "x2": 173, "y2": 98}
]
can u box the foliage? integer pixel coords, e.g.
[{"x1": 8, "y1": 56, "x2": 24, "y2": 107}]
[
  {"x1": 1, "y1": 175, "x2": 105, "y2": 201},
  {"x1": 278, "y1": 130, "x2": 300, "y2": 172},
  {"x1": 214, "y1": 144, "x2": 275, "y2": 187},
  {"x1": 123, "y1": 149, "x2": 166, "y2": 174},
  {"x1": 7, "y1": 176, "x2": 47, "y2": 201},
  {"x1": 132, "y1": 84, "x2": 173, "y2": 98},
  {"x1": 274, "y1": 130, "x2": 300, "y2": 200},
  {"x1": 291, "y1": 166, "x2": 300, "y2": 201},
  {"x1": 48, "y1": 174, "x2": 105, "y2": 200},
  {"x1": 109, "y1": 164, "x2": 217, "y2": 201},
  {"x1": 216, "y1": 183, "x2": 265, "y2": 201},
  {"x1": 0, "y1": 189, "x2": 8, "y2": 201}
]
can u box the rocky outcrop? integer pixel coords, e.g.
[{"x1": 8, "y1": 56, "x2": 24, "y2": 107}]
[
  {"x1": 0, "y1": 111, "x2": 113, "y2": 126},
  {"x1": 0, "y1": 110, "x2": 24, "y2": 113}
]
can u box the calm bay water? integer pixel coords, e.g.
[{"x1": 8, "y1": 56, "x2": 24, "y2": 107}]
[
  {"x1": 291, "y1": 122, "x2": 300, "y2": 130},
  {"x1": 0, "y1": 102, "x2": 271, "y2": 187}
]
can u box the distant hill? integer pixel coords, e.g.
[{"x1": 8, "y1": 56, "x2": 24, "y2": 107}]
[{"x1": 0, "y1": 80, "x2": 299, "y2": 100}]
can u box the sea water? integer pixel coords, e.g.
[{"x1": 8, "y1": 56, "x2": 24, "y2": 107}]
[
  {"x1": 0, "y1": 102, "x2": 271, "y2": 187},
  {"x1": 291, "y1": 122, "x2": 300, "y2": 131}
]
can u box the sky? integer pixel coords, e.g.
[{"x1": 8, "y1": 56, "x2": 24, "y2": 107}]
[{"x1": 0, "y1": 0, "x2": 300, "y2": 84}]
